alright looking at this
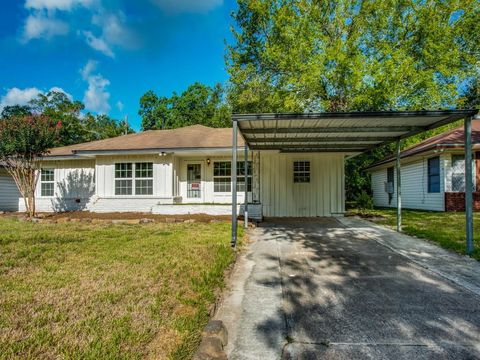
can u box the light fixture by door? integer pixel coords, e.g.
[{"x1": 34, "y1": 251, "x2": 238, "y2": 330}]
[{"x1": 206, "y1": 158, "x2": 211, "y2": 166}]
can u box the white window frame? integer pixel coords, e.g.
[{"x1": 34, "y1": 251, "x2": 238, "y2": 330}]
[
  {"x1": 114, "y1": 162, "x2": 154, "y2": 196},
  {"x1": 293, "y1": 161, "x2": 310, "y2": 183},
  {"x1": 213, "y1": 161, "x2": 231, "y2": 193},
  {"x1": 236, "y1": 161, "x2": 253, "y2": 192},
  {"x1": 40, "y1": 168, "x2": 55, "y2": 197}
]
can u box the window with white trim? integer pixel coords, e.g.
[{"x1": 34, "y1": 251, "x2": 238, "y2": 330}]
[
  {"x1": 213, "y1": 162, "x2": 231, "y2": 192},
  {"x1": 40, "y1": 169, "x2": 55, "y2": 197},
  {"x1": 236, "y1": 161, "x2": 252, "y2": 192},
  {"x1": 115, "y1": 162, "x2": 153, "y2": 195},
  {"x1": 293, "y1": 161, "x2": 310, "y2": 183}
]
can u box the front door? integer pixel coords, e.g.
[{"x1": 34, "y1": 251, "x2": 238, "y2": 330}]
[{"x1": 187, "y1": 163, "x2": 202, "y2": 200}]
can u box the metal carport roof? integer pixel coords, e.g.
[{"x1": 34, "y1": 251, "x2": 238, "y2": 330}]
[
  {"x1": 233, "y1": 110, "x2": 479, "y2": 153},
  {"x1": 230, "y1": 109, "x2": 479, "y2": 254}
]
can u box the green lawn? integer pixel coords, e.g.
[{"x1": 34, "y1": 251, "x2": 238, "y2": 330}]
[
  {"x1": 349, "y1": 208, "x2": 480, "y2": 260},
  {"x1": 0, "y1": 218, "x2": 240, "y2": 359}
]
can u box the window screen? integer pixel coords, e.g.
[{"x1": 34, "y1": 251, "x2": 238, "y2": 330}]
[
  {"x1": 451, "y1": 155, "x2": 465, "y2": 192},
  {"x1": 293, "y1": 161, "x2": 310, "y2": 183}
]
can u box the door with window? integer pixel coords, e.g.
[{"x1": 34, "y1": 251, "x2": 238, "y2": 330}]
[{"x1": 186, "y1": 163, "x2": 203, "y2": 201}]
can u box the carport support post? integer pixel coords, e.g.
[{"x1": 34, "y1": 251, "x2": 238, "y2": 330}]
[
  {"x1": 396, "y1": 139, "x2": 402, "y2": 232},
  {"x1": 244, "y1": 145, "x2": 248, "y2": 228},
  {"x1": 231, "y1": 120, "x2": 238, "y2": 247},
  {"x1": 465, "y1": 116, "x2": 474, "y2": 255}
]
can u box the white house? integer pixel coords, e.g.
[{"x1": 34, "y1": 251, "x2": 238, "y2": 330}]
[
  {"x1": 366, "y1": 120, "x2": 480, "y2": 212},
  {"x1": 0, "y1": 124, "x2": 346, "y2": 217}
]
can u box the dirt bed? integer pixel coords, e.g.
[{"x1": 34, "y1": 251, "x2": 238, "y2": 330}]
[{"x1": 0, "y1": 211, "x2": 231, "y2": 223}]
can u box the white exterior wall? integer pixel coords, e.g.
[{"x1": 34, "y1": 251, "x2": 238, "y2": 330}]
[
  {"x1": 90, "y1": 154, "x2": 174, "y2": 212},
  {"x1": 175, "y1": 155, "x2": 251, "y2": 204},
  {"x1": 260, "y1": 152, "x2": 345, "y2": 217},
  {"x1": 371, "y1": 154, "x2": 446, "y2": 211},
  {"x1": 12, "y1": 160, "x2": 96, "y2": 212}
]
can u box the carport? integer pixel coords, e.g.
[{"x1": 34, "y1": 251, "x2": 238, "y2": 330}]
[{"x1": 231, "y1": 110, "x2": 479, "y2": 253}]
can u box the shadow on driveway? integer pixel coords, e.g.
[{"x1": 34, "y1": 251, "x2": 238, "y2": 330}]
[{"x1": 221, "y1": 218, "x2": 480, "y2": 359}]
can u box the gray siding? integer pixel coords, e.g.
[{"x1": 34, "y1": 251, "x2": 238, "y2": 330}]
[{"x1": 0, "y1": 171, "x2": 21, "y2": 212}]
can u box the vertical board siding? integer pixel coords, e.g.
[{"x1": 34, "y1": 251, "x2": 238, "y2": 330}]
[
  {"x1": 260, "y1": 152, "x2": 345, "y2": 217},
  {"x1": 371, "y1": 154, "x2": 446, "y2": 211}
]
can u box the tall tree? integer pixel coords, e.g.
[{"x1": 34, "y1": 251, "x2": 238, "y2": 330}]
[
  {"x1": 228, "y1": 0, "x2": 479, "y2": 113},
  {"x1": 139, "y1": 83, "x2": 231, "y2": 130},
  {"x1": 1, "y1": 91, "x2": 134, "y2": 146},
  {"x1": 1, "y1": 105, "x2": 32, "y2": 119},
  {"x1": 0, "y1": 115, "x2": 61, "y2": 217},
  {"x1": 227, "y1": 0, "x2": 480, "y2": 200},
  {"x1": 29, "y1": 91, "x2": 86, "y2": 146}
]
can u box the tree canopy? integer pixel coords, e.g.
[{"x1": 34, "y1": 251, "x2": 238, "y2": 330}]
[
  {"x1": 227, "y1": 0, "x2": 480, "y2": 200},
  {"x1": 0, "y1": 115, "x2": 61, "y2": 217},
  {"x1": 227, "y1": 0, "x2": 479, "y2": 113},
  {"x1": 1, "y1": 91, "x2": 133, "y2": 146},
  {"x1": 139, "y1": 82, "x2": 231, "y2": 130}
]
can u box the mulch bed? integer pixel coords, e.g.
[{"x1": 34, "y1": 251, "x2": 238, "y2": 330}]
[{"x1": 0, "y1": 211, "x2": 231, "y2": 223}]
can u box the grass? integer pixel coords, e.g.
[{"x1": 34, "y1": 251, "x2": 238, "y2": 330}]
[
  {"x1": 0, "y1": 218, "x2": 241, "y2": 359},
  {"x1": 349, "y1": 208, "x2": 480, "y2": 260}
]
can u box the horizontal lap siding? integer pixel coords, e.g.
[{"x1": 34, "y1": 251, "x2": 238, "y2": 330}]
[
  {"x1": 260, "y1": 153, "x2": 345, "y2": 217},
  {"x1": 371, "y1": 155, "x2": 445, "y2": 211},
  {"x1": 0, "y1": 172, "x2": 21, "y2": 211}
]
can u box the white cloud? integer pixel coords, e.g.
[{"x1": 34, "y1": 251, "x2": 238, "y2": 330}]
[
  {"x1": 22, "y1": 11, "x2": 69, "y2": 41},
  {"x1": 0, "y1": 87, "x2": 41, "y2": 111},
  {"x1": 151, "y1": 0, "x2": 223, "y2": 13},
  {"x1": 80, "y1": 60, "x2": 111, "y2": 114},
  {"x1": 0, "y1": 86, "x2": 73, "y2": 112},
  {"x1": 116, "y1": 101, "x2": 124, "y2": 112},
  {"x1": 82, "y1": 30, "x2": 115, "y2": 58},
  {"x1": 82, "y1": 12, "x2": 138, "y2": 57},
  {"x1": 25, "y1": 0, "x2": 93, "y2": 11}
]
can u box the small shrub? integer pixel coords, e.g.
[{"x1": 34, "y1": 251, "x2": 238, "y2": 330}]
[{"x1": 355, "y1": 191, "x2": 374, "y2": 212}]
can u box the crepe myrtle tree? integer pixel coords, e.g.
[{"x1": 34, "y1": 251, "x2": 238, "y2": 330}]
[{"x1": 0, "y1": 115, "x2": 61, "y2": 217}]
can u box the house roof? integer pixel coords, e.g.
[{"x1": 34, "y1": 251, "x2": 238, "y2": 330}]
[
  {"x1": 47, "y1": 125, "x2": 245, "y2": 157},
  {"x1": 365, "y1": 119, "x2": 480, "y2": 170},
  {"x1": 234, "y1": 109, "x2": 478, "y2": 153}
]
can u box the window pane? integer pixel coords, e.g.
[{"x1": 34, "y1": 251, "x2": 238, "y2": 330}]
[
  {"x1": 293, "y1": 161, "x2": 310, "y2": 183},
  {"x1": 135, "y1": 179, "x2": 153, "y2": 195},
  {"x1": 135, "y1": 163, "x2": 153, "y2": 178},
  {"x1": 452, "y1": 174, "x2": 465, "y2": 192},
  {"x1": 214, "y1": 177, "x2": 231, "y2": 192},
  {"x1": 236, "y1": 177, "x2": 252, "y2": 192},
  {"x1": 428, "y1": 157, "x2": 440, "y2": 193},
  {"x1": 41, "y1": 182, "x2": 54, "y2": 197},
  {"x1": 214, "y1": 162, "x2": 231, "y2": 176},
  {"x1": 115, "y1": 163, "x2": 132, "y2": 178},
  {"x1": 41, "y1": 169, "x2": 54, "y2": 182},
  {"x1": 115, "y1": 179, "x2": 132, "y2": 195}
]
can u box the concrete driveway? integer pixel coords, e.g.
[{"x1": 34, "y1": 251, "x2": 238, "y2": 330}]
[{"x1": 215, "y1": 218, "x2": 480, "y2": 359}]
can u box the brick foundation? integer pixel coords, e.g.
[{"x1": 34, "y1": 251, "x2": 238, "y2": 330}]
[{"x1": 445, "y1": 192, "x2": 480, "y2": 211}]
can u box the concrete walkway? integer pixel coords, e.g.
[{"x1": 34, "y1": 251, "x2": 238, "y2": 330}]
[{"x1": 215, "y1": 218, "x2": 480, "y2": 359}]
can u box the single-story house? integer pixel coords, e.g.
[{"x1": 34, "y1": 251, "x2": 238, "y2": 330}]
[
  {"x1": 1, "y1": 111, "x2": 478, "y2": 221},
  {"x1": 365, "y1": 120, "x2": 480, "y2": 212},
  {"x1": 0, "y1": 124, "x2": 346, "y2": 216}
]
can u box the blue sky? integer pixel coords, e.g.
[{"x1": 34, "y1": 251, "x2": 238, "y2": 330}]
[{"x1": 0, "y1": 0, "x2": 237, "y2": 130}]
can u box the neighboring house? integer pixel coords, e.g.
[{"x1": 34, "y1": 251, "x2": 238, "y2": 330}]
[
  {"x1": 0, "y1": 124, "x2": 346, "y2": 217},
  {"x1": 366, "y1": 120, "x2": 480, "y2": 211}
]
